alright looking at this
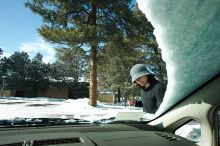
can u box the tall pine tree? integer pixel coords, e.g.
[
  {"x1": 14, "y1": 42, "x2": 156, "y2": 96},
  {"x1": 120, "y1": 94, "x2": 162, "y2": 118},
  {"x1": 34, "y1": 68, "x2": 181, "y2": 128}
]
[{"x1": 25, "y1": 0, "x2": 156, "y2": 106}]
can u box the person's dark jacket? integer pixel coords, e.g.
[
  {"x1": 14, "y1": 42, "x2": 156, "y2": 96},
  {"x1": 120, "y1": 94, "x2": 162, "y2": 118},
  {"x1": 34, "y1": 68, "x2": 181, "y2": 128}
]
[{"x1": 140, "y1": 78, "x2": 166, "y2": 114}]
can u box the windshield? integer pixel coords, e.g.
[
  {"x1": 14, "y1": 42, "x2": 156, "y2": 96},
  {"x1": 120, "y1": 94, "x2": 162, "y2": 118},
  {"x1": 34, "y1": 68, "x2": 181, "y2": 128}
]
[
  {"x1": 0, "y1": 0, "x2": 162, "y2": 124},
  {"x1": 0, "y1": 0, "x2": 219, "y2": 126}
]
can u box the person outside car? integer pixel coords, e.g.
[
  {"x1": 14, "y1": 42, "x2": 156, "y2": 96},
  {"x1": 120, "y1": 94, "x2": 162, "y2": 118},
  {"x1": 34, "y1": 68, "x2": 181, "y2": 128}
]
[{"x1": 130, "y1": 64, "x2": 166, "y2": 114}]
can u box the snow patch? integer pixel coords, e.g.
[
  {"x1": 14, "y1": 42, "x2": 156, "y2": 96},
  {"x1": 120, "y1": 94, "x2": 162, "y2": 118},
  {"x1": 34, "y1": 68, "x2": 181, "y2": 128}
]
[{"x1": 0, "y1": 97, "x2": 142, "y2": 121}]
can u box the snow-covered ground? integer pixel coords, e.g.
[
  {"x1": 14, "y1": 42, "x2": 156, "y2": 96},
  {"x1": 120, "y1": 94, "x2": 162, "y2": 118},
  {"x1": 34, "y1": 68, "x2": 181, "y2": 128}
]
[
  {"x1": 0, "y1": 97, "x2": 144, "y2": 121},
  {"x1": 0, "y1": 96, "x2": 201, "y2": 142}
]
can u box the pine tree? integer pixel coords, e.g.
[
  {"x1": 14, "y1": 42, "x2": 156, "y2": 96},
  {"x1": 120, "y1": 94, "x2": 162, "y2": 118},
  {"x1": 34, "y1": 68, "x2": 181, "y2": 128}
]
[
  {"x1": 25, "y1": 0, "x2": 159, "y2": 106},
  {"x1": 29, "y1": 53, "x2": 50, "y2": 96},
  {"x1": 54, "y1": 47, "x2": 88, "y2": 98},
  {"x1": 6, "y1": 52, "x2": 31, "y2": 96},
  {"x1": 97, "y1": 5, "x2": 167, "y2": 102}
]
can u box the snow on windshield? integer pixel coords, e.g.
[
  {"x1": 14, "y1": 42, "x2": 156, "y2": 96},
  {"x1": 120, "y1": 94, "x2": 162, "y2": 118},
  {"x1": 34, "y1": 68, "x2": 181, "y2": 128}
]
[
  {"x1": 137, "y1": 0, "x2": 220, "y2": 115},
  {"x1": 0, "y1": 97, "x2": 143, "y2": 121}
]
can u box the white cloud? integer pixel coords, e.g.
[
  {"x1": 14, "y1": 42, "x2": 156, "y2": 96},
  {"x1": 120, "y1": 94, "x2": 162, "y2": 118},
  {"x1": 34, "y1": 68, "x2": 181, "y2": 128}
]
[
  {"x1": 2, "y1": 52, "x2": 11, "y2": 58},
  {"x1": 19, "y1": 37, "x2": 55, "y2": 63},
  {"x1": 0, "y1": 47, "x2": 12, "y2": 58}
]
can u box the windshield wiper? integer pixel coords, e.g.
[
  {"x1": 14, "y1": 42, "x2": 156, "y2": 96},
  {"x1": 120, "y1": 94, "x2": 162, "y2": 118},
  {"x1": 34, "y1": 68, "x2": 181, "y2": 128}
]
[
  {"x1": 0, "y1": 117, "x2": 149, "y2": 127},
  {"x1": 0, "y1": 118, "x2": 91, "y2": 127},
  {"x1": 93, "y1": 117, "x2": 148, "y2": 124},
  {"x1": 93, "y1": 117, "x2": 116, "y2": 124}
]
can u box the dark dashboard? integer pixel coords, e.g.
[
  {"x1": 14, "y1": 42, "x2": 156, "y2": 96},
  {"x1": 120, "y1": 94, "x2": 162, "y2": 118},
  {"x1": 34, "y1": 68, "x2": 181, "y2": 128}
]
[{"x1": 0, "y1": 123, "x2": 197, "y2": 146}]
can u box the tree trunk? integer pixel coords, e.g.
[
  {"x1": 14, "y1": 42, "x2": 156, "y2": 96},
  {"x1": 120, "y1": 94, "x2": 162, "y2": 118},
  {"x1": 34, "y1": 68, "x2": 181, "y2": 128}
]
[
  {"x1": 89, "y1": 3, "x2": 98, "y2": 107},
  {"x1": 117, "y1": 87, "x2": 121, "y2": 103},
  {"x1": 89, "y1": 45, "x2": 97, "y2": 106},
  {"x1": 112, "y1": 91, "x2": 116, "y2": 104}
]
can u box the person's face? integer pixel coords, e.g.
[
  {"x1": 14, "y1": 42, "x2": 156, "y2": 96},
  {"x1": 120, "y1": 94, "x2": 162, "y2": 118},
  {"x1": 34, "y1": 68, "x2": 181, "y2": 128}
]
[{"x1": 135, "y1": 75, "x2": 148, "y2": 87}]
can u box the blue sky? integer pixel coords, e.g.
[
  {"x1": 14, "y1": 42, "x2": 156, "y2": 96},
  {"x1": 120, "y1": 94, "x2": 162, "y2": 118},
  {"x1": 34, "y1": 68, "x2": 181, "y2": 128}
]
[
  {"x1": 0, "y1": 0, "x2": 55, "y2": 63},
  {"x1": 0, "y1": 0, "x2": 137, "y2": 63}
]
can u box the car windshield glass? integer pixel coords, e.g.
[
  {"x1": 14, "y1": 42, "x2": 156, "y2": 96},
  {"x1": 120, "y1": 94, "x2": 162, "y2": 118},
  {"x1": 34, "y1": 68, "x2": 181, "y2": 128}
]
[
  {"x1": 0, "y1": 0, "x2": 219, "y2": 125},
  {"x1": 137, "y1": 0, "x2": 220, "y2": 115}
]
